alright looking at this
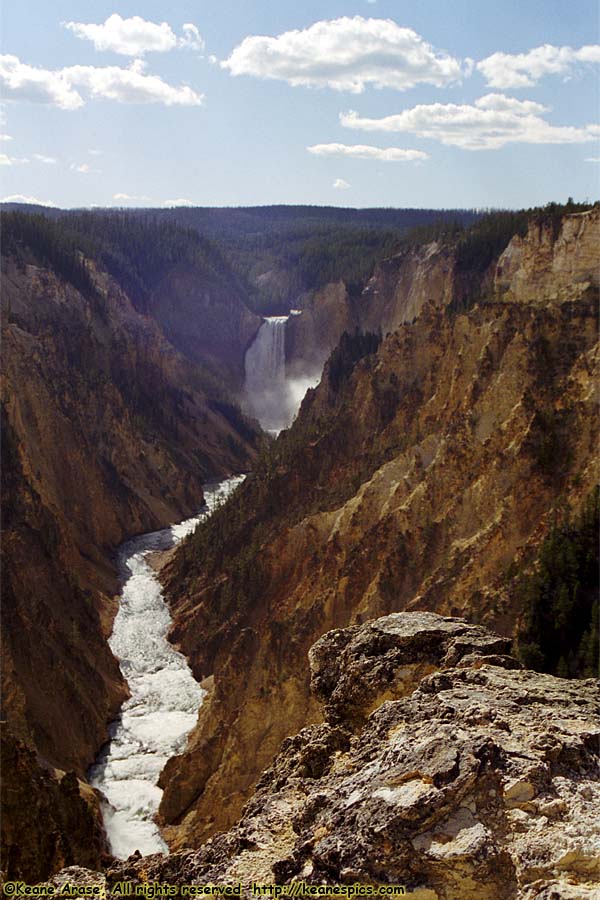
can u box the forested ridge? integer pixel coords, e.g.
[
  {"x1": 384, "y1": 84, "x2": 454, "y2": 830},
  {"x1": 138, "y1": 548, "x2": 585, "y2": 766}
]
[
  {"x1": 1, "y1": 210, "x2": 249, "y2": 314},
  {"x1": 4, "y1": 200, "x2": 594, "y2": 316}
]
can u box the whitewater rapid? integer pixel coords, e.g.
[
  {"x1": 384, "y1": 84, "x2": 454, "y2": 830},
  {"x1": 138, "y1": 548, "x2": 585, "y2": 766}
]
[{"x1": 89, "y1": 475, "x2": 245, "y2": 860}]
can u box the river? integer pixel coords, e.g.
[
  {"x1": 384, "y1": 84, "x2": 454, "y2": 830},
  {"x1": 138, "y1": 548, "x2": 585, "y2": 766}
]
[{"x1": 88, "y1": 475, "x2": 245, "y2": 859}]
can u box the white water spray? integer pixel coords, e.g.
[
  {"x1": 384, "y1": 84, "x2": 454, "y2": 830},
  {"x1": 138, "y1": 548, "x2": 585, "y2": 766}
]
[
  {"x1": 244, "y1": 315, "x2": 319, "y2": 433},
  {"x1": 244, "y1": 316, "x2": 289, "y2": 433},
  {"x1": 88, "y1": 476, "x2": 244, "y2": 860}
]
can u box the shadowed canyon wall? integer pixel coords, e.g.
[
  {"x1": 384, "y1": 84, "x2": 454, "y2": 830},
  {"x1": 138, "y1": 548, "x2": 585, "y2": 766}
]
[{"x1": 0, "y1": 216, "x2": 263, "y2": 877}]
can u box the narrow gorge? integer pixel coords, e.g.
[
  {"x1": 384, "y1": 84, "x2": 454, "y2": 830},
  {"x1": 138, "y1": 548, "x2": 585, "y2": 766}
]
[{"x1": 89, "y1": 477, "x2": 244, "y2": 860}]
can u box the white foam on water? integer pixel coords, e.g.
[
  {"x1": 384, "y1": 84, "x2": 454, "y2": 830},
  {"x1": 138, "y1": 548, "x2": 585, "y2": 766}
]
[{"x1": 89, "y1": 475, "x2": 245, "y2": 860}]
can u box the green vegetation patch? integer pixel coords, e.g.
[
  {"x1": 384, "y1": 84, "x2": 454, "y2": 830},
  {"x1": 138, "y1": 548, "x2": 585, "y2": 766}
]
[{"x1": 515, "y1": 487, "x2": 599, "y2": 678}]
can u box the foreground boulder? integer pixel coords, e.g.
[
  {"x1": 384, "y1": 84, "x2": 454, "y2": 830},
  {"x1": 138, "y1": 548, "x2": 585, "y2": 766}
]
[{"x1": 55, "y1": 613, "x2": 600, "y2": 899}]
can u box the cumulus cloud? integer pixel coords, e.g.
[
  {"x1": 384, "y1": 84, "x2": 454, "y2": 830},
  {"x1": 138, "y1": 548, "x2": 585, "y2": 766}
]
[
  {"x1": 180, "y1": 24, "x2": 204, "y2": 52},
  {"x1": 0, "y1": 133, "x2": 13, "y2": 141},
  {"x1": 222, "y1": 16, "x2": 463, "y2": 92},
  {"x1": 63, "y1": 14, "x2": 204, "y2": 56},
  {"x1": 0, "y1": 55, "x2": 84, "y2": 110},
  {"x1": 33, "y1": 153, "x2": 57, "y2": 164},
  {"x1": 1, "y1": 193, "x2": 57, "y2": 206},
  {"x1": 341, "y1": 93, "x2": 598, "y2": 150},
  {"x1": 333, "y1": 178, "x2": 351, "y2": 189},
  {"x1": 0, "y1": 55, "x2": 204, "y2": 108},
  {"x1": 71, "y1": 162, "x2": 93, "y2": 173},
  {"x1": 585, "y1": 157, "x2": 600, "y2": 162},
  {"x1": 308, "y1": 142, "x2": 428, "y2": 161},
  {"x1": 478, "y1": 43, "x2": 600, "y2": 89}
]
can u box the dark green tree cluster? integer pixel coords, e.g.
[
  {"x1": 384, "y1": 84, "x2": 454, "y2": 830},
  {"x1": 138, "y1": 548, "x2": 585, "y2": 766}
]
[
  {"x1": 516, "y1": 487, "x2": 599, "y2": 678},
  {"x1": 1, "y1": 212, "x2": 99, "y2": 300},
  {"x1": 328, "y1": 329, "x2": 382, "y2": 392},
  {"x1": 2, "y1": 209, "x2": 252, "y2": 316},
  {"x1": 63, "y1": 211, "x2": 250, "y2": 312}
]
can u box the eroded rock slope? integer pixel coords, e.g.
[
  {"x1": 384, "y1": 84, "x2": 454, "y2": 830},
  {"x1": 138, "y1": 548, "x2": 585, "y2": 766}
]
[{"x1": 54, "y1": 613, "x2": 600, "y2": 899}]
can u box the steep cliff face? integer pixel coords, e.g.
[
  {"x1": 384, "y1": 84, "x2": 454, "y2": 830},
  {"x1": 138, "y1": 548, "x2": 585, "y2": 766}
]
[
  {"x1": 494, "y1": 209, "x2": 600, "y2": 304},
  {"x1": 53, "y1": 613, "x2": 600, "y2": 899},
  {"x1": 0, "y1": 728, "x2": 108, "y2": 882},
  {"x1": 285, "y1": 282, "x2": 359, "y2": 379},
  {"x1": 147, "y1": 261, "x2": 261, "y2": 387},
  {"x1": 0, "y1": 241, "x2": 261, "y2": 781},
  {"x1": 157, "y1": 209, "x2": 599, "y2": 847},
  {"x1": 285, "y1": 240, "x2": 456, "y2": 383}
]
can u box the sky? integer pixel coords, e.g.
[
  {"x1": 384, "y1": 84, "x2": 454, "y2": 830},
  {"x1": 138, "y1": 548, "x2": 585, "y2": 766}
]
[{"x1": 1, "y1": 0, "x2": 599, "y2": 209}]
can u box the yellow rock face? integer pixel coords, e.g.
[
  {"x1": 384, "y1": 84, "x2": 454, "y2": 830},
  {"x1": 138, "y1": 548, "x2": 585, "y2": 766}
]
[{"x1": 157, "y1": 212, "x2": 599, "y2": 849}]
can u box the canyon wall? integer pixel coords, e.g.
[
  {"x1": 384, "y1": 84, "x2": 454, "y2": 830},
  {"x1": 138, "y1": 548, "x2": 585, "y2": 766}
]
[
  {"x1": 147, "y1": 261, "x2": 261, "y2": 388},
  {"x1": 285, "y1": 238, "x2": 458, "y2": 384},
  {"x1": 0, "y1": 226, "x2": 262, "y2": 874},
  {"x1": 157, "y1": 208, "x2": 599, "y2": 847}
]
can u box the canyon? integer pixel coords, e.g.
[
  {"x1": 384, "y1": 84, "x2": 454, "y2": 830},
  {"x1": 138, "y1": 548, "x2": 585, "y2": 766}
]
[
  {"x1": 0, "y1": 204, "x2": 598, "y2": 894},
  {"x1": 156, "y1": 207, "x2": 599, "y2": 848},
  {"x1": 0, "y1": 213, "x2": 261, "y2": 878}
]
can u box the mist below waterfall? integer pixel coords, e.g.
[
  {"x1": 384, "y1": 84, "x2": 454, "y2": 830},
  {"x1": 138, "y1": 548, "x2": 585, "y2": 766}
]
[{"x1": 243, "y1": 315, "x2": 320, "y2": 433}]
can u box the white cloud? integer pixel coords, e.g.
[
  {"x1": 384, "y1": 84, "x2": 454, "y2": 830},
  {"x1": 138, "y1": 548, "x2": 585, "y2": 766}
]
[
  {"x1": 0, "y1": 55, "x2": 84, "y2": 110},
  {"x1": 180, "y1": 24, "x2": 204, "y2": 52},
  {"x1": 1, "y1": 193, "x2": 57, "y2": 206},
  {"x1": 113, "y1": 192, "x2": 152, "y2": 203},
  {"x1": 0, "y1": 55, "x2": 204, "y2": 108},
  {"x1": 0, "y1": 153, "x2": 29, "y2": 165},
  {"x1": 88, "y1": 148, "x2": 103, "y2": 155},
  {"x1": 63, "y1": 14, "x2": 204, "y2": 56},
  {"x1": 585, "y1": 157, "x2": 600, "y2": 162},
  {"x1": 160, "y1": 198, "x2": 195, "y2": 206},
  {"x1": 0, "y1": 133, "x2": 13, "y2": 141},
  {"x1": 477, "y1": 44, "x2": 600, "y2": 89},
  {"x1": 341, "y1": 93, "x2": 599, "y2": 150},
  {"x1": 33, "y1": 153, "x2": 57, "y2": 164},
  {"x1": 333, "y1": 178, "x2": 351, "y2": 189},
  {"x1": 111, "y1": 193, "x2": 195, "y2": 206},
  {"x1": 222, "y1": 16, "x2": 464, "y2": 92},
  {"x1": 71, "y1": 162, "x2": 93, "y2": 173},
  {"x1": 308, "y1": 142, "x2": 428, "y2": 161}
]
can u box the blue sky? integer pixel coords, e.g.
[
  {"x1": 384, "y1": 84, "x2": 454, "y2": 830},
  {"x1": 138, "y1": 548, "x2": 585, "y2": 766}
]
[{"x1": 1, "y1": 0, "x2": 598, "y2": 209}]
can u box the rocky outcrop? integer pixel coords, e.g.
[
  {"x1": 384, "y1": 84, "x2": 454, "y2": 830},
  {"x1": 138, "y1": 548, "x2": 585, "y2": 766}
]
[
  {"x1": 52, "y1": 614, "x2": 600, "y2": 899},
  {"x1": 359, "y1": 240, "x2": 456, "y2": 334},
  {"x1": 157, "y1": 210, "x2": 599, "y2": 846},
  {"x1": 0, "y1": 728, "x2": 107, "y2": 882},
  {"x1": 494, "y1": 207, "x2": 600, "y2": 305}
]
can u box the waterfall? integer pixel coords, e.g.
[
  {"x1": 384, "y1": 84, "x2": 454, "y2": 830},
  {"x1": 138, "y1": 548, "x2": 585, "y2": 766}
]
[
  {"x1": 244, "y1": 316, "x2": 290, "y2": 433},
  {"x1": 244, "y1": 314, "x2": 321, "y2": 434}
]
